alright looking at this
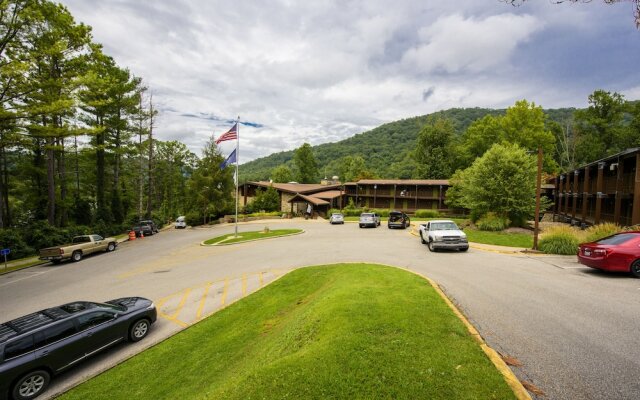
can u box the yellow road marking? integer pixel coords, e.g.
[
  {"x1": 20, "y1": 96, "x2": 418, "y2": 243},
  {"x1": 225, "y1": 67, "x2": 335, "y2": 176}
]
[
  {"x1": 157, "y1": 310, "x2": 189, "y2": 328},
  {"x1": 220, "y1": 278, "x2": 229, "y2": 306},
  {"x1": 259, "y1": 271, "x2": 264, "y2": 287},
  {"x1": 242, "y1": 273, "x2": 247, "y2": 296},
  {"x1": 168, "y1": 288, "x2": 191, "y2": 319},
  {"x1": 196, "y1": 283, "x2": 212, "y2": 320}
]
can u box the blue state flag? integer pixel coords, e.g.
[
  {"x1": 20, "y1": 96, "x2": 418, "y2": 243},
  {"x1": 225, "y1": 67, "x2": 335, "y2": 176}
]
[{"x1": 220, "y1": 149, "x2": 237, "y2": 169}]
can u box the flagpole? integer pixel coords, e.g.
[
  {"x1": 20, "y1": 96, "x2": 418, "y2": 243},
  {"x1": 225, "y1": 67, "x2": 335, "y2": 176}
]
[{"x1": 234, "y1": 116, "x2": 240, "y2": 237}]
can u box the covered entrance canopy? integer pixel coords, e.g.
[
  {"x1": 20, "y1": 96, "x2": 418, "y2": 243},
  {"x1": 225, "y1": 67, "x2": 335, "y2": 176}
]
[{"x1": 288, "y1": 193, "x2": 331, "y2": 218}]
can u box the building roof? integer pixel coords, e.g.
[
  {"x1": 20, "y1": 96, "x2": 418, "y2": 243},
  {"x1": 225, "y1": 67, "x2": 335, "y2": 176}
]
[
  {"x1": 248, "y1": 181, "x2": 340, "y2": 194},
  {"x1": 559, "y1": 147, "x2": 640, "y2": 174},
  {"x1": 344, "y1": 179, "x2": 449, "y2": 186},
  {"x1": 287, "y1": 193, "x2": 330, "y2": 206},
  {"x1": 309, "y1": 190, "x2": 343, "y2": 200}
]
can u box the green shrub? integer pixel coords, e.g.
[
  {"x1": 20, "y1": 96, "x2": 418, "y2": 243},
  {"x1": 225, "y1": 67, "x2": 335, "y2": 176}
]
[
  {"x1": 415, "y1": 209, "x2": 440, "y2": 218},
  {"x1": 476, "y1": 213, "x2": 510, "y2": 231},
  {"x1": 185, "y1": 211, "x2": 203, "y2": 227},
  {"x1": 370, "y1": 209, "x2": 390, "y2": 217},
  {"x1": 247, "y1": 211, "x2": 281, "y2": 217},
  {"x1": 0, "y1": 229, "x2": 34, "y2": 260},
  {"x1": 539, "y1": 226, "x2": 583, "y2": 255},
  {"x1": 584, "y1": 222, "x2": 622, "y2": 243}
]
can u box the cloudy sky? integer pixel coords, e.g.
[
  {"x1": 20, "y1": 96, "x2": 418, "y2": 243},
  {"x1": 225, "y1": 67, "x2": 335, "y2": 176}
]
[{"x1": 58, "y1": 0, "x2": 639, "y2": 162}]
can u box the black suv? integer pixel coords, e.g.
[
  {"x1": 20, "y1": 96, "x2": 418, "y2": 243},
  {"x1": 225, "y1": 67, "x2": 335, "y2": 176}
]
[
  {"x1": 0, "y1": 298, "x2": 156, "y2": 400},
  {"x1": 388, "y1": 211, "x2": 410, "y2": 229}
]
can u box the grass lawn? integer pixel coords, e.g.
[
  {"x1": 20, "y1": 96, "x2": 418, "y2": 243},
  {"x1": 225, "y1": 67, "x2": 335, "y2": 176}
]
[
  {"x1": 0, "y1": 257, "x2": 46, "y2": 275},
  {"x1": 464, "y1": 229, "x2": 533, "y2": 248},
  {"x1": 203, "y1": 228, "x2": 302, "y2": 245},
  {"x1": 61, "y1": 264, "x2": 515, "y2": 400}
]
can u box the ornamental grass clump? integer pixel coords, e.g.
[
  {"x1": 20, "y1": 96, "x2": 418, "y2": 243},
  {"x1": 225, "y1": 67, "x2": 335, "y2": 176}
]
[
  {"x1": 584, "y1": 222, "x2": 622, "y2": 243},
  {"x1": 476, "y1": 212, "x2": 510, "y2": 231},
  {"x1": 539, "y1": 225, "x2": 584, "y2": 255},
  {"x1": 415, "y1": 209, "x2": 440, "y2": 218}
]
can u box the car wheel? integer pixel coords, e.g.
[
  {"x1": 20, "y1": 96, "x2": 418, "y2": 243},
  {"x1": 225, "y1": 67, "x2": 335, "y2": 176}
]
[
  {"x1": 420, "y1": 234, "x2": 426, "y2": 244},
  {"x1": 359, "y1": 224, "x2": 363, "y2": 228},
  {"x1": 428, "y1": 241, "x2": 435, "y2": 252},
  {"x1": 631, "y1": 260, "x2": 640, "y2": 278},
  {"x1": 71, "y1": 251, "x2": 82, "y2": 262},
  {"x1": 106, "y1": 242, "x2": 116, "y2": 252},
  {"x1": 12, "y1": 369, "x2": 50, "y2": 400},
  {"x1": 129, "y1": 319, "x2": 151, "y2": 342}
]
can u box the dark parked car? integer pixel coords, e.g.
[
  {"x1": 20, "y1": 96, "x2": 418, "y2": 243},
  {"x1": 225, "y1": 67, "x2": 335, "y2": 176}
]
[
  {"x1": 0, "y1": 297, "x2": 156, "y2": 400},
  {"x1": 577, "y1": 231, "x2": 640, "y2": 278},
  {"x1": 139, "y1": 220, "x2": 159, "y2": 234},
  {"x1": 387, "y1": 211, "x2": 410, "y2": 229},
  {"x1": 132, "y1": 220, "x2": 158, "y2": 237}
]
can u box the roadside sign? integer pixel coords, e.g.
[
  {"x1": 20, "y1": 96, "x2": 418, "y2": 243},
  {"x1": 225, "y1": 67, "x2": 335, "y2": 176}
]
[{"x1": 1, "y1": 248, "x2": 8, "y2": 270}]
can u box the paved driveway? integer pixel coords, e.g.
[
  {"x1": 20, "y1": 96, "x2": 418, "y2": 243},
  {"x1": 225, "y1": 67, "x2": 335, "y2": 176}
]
[{"x1": 1, "y1": 219, "x2": 639, "y2": 400}]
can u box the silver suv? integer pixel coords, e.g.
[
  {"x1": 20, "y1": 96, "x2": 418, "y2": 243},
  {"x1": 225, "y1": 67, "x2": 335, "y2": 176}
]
[{"x1": 359, "y1": 212, "x2": 381, "y2": 228}]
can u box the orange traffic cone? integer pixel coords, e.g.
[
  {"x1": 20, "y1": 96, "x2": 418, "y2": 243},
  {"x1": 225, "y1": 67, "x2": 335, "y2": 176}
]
[{"x1": 128, "y1": 231, "x2": 136, "y2": 241}]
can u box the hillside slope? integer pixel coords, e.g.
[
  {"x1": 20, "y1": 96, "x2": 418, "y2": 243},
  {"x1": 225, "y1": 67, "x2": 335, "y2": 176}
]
[{"x1": 240, "y1": 107, "x2": 576, "y2": 182}]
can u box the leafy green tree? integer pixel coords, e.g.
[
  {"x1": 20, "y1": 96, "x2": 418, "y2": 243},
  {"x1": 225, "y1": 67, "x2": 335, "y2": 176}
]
[
  {"x1": 270, "y1": 164, "x2": 292, "y2": 183},
  {"x1": 450, "y1": 143, "x2": 544, "y2": 224},
  {"x1": 413, "y1": 118, "x2": 454, "y2": 179},
  {"x1": 186, "y1": 138, "x2": 234, "y2": 224},
  {"x1": 24, "y1": 1, "x2": 91, "y2": 225},
  {"x1": 248, "y1": 186, "x2": 280, "y2": 212},
  {"x1": 338, "y1": 155, "x2": 373, "y2": 182},
  {"x1": 455, "y1": 114, "x2": 502, "y2": 169},
  {"x1": 293, "y1": 142, "x2": 318, "y2": 183},
  {"x1": 574, "y1": 90, "x2": 627, "y2": 164}
]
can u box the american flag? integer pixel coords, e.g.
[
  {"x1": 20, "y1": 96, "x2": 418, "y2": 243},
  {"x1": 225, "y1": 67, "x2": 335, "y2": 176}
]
[{"x1": 215, "y1": 123, "x2": 238, "y2": 144}]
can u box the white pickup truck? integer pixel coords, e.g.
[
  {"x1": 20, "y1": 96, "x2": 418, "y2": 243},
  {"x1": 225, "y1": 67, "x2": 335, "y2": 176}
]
[{"x1": 419, "y1": 220, "x2": 469, "y2": 252}]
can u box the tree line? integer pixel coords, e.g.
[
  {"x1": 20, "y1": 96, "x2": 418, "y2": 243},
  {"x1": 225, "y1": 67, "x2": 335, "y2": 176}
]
[{"x1": 0, "y1": 1, "x2": 234, "y2": 257}]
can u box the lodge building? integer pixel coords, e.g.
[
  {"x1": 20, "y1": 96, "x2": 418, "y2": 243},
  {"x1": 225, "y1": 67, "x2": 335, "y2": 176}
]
[
  {"x1": 241, "y1": 179, "x2": 455, "y2": 218},
  {"x1": 554, "y1": 147, "x2": 640, "y2": 226}
]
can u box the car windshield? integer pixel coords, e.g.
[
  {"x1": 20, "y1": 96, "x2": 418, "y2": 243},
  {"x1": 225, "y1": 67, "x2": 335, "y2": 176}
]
[
  {"x1": 332, "y1": 214, "x2": 342, "y2": 217},
  {"x1": 361, "y1": 214, "x2": 373, "y2": 218},
  {"x1": 431, "y1": 222, "x2": 458, "y2": 231},
  {"x1": 595, "y1": 233, "x2": 638, "y2": 245},
  {"x1": 72, "y1": 236, "x2": 90, "y2": 243},
  {"x1": 389, "y1": 214, "x2": 403, "y2": 221}
]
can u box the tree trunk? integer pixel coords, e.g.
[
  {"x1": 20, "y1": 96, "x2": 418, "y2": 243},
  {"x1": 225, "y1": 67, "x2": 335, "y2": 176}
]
[
  {"x1": 58, "y1": 134, "x2": 68, "y2": 227},
  {"x1": 46, "y1": 116, "x2": 55, "y2": 225},
  {"x1": 146, "y1": 95, "x2": 154, "y2": 218},
  {"x1": 96, "y1": 116, "x2": 107, "y2": 222}
]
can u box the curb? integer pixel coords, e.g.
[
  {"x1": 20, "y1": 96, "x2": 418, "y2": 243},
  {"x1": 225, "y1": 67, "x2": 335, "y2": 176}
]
[
  {"x1": 200, "y1": 230, "x2": 305, "y2": 246},
  {"x1": 417, "y1": 272, "x2": 532, "y2": 400}
]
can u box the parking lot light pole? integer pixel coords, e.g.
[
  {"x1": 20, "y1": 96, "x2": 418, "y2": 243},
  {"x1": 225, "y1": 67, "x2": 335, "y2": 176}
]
[
  {"x1": 374, "y1": 184, "x2": 377, "y2": 209},
  {"x1": 534, "y1": 147, "x2": 542, "y2": 251}
]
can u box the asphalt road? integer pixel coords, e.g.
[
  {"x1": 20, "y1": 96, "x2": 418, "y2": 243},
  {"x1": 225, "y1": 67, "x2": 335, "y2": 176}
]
[{"x1": 1, "y1": 219, "x2": 639, "y2": 400}]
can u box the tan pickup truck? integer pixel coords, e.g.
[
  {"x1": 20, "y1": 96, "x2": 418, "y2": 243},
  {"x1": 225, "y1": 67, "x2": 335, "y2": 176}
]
[{"x1": 39, "y1": 234, "x2": 117, "y2": 263}]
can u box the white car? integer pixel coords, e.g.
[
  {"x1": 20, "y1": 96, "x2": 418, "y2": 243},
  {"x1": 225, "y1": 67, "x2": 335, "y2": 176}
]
[
  {"x1": 419, "y1": 219, "x2": 468, "y2": 252},
  {"x1": 329, "y1": 213, "x2": 344, "y2": 224},
  {"x1": 175, "y1": 216, "x2": 186, "y2": 229}
]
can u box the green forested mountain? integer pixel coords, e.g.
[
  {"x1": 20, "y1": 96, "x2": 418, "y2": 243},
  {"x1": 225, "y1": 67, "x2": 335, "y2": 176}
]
[{"x1": 240, "y1": 107, "x2": 576, "y2": 182}]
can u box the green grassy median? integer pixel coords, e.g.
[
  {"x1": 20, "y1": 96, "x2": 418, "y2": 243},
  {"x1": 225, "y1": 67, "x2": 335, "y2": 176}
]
[
  {"x1": 202, "y1": 228, "x2": 302, "y2": 245},
  {"x1": 61, "y1": 263, "x2": 515, "y2": 400},
  {"x1": 464, "y1": 229, "x2": 533, "y2": 248}
]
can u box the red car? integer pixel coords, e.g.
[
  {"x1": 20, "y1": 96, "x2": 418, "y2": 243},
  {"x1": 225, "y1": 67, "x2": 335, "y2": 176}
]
[{"x1": 577, "y1": 232, "x2": 640, "y2": 278}]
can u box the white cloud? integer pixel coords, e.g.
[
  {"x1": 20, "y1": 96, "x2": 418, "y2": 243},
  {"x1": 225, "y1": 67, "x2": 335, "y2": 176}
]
[
  {"x1": 401, "y1": 13, "x2": 542, "y2": 74},
  {"x1": 58, "y1": 0, "x2": 638, "y2": 163}
]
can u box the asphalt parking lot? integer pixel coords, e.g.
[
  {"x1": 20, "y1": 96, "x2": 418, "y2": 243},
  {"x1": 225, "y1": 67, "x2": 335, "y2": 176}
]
[{"x1": 1, "y1": 219, "x2": 639, "y2": 400}]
